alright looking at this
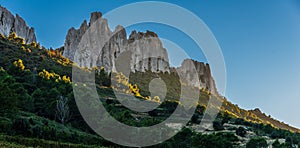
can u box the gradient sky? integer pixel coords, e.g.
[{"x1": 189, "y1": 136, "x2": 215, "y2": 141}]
[{"x1": 1, "y1": 0, "x2": 300, "y2": 127}]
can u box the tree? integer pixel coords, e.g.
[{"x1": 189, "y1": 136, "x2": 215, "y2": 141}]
[
  {"x1": 0, "y1": 66, "x2": 33, "y2": 112},
  {"x1": 246, "y1": 137, "x2": 268, "y2": 148},
  {"x1": 192, "y1": 132, "x2": 238, "y2": 148},
  {"x1": 0, "y1": 69, "x2": 18, "y2": 116},
  {"x1": 271, "y1": 130, "x2": 281, "y2": 139},
  {"x1": 272, "y1": 139, "x2": 284, "y2": 148},
  {"x1": 56, "y1": 96, "x2": 71, "y2": 125},
  {"x1": 236, "y1": 127, "x2": 247, "y2": 137},
  {"x1": 222, "y1": 112, "x2": 231, "y2": 124},
  {"x1": 32, "y1": 88, "x2": 47, "y2": 116},
  {"x1": 213, "y1": 120, "x2": 224, "y2": 131},
  {"x1": 285, "y1": 136, "x2": 296, "y2": 147},
  {"x1": 13, "y1": 82, "x2": 33, "y2": 112},
  {"x1": 98, "y1": 68, "x2": 111, "y2": 87},
  {"x1": 171, "y1": 127, "x2": 193, "y2": 147}
]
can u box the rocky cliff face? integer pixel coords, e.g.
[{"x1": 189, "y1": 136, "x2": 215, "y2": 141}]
[
  {"x1": 175, "y1": 59, "x2": 218, "y2": 94},
  {"x1": 63, "y1": 12, "x2": 217, "y2": 93},
  {"x1": 0, "y1": 6, "x2": 36, "y2": 43},
  {"x1": 63, "y1": 12, "x2": 169, "y2": 73},
  {"x1": 126, "y1": 30, "x2": 169, "y2": 73}
]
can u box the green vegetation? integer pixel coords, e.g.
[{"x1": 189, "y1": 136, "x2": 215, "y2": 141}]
[
  {"x1": 213, "y1": 120, "x2": 225, "y2": 131},
  {"x1": 246, "y1": 137, "x2": 268, "y2": 148},
  {"x1": 192, "y1": 132, "x2": 238, "y2": 148},
  {"x1": 153, "y1": 128, "x2": 239, "y2": 148},
  {"x1": 272, "y1": 139, "x2": 285, "y2": 148},
  {"x1": 0, "y1": 134, "x2": 102, "y2": 148},
  {"x1": 236, "y1": 127, "x2": 247, "y2": 137},
  {"x1": 1, "y1": 33, "x2": 300, "y2": 147}
]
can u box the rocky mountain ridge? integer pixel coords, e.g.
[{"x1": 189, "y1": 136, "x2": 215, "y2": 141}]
[
  {"x1": 63, "y1": 12, "x2": 170, "y2": 74},
  {"x1": 0, "y1": 6, "x2": 299, "y2": 134},
  {"x1": 249, "y1": 108, "x2": 300, "y2": 133},
  {"x1": 62, "y1": 12, "x2": 217, "y2": 93},
  {"x1": 0, "y1": 5, "x2": 36, "y2": 43}
]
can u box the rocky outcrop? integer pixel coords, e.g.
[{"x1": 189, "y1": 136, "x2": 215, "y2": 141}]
[
  {"x1": 126, "y1": 30, "x2": 169, "y2": 73},
  {"x1": 64, "y1": 19, "x2": 96, "y2": 62},
  {"x1": 63, "y1": 12, "x2": 217, "y2": 93},
  {"x1": 176, "y1": 59, "x2": 218, "y2": 94},
  {"x1": 0, "y1": 6, "x2": 36, "y2": 43},
  {"x1": 63, "y1": 12, "x2": 169, "y2": 73}
]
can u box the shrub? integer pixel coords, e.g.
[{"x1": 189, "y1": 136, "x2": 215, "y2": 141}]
[
  {"x1": 14, "y1": 37, "x2": 25, "y2": 44},
  {"x1": 0, "y1": 70, "x2": 19, "y2": 116},
  {"x1": 0, "y1": 134, "x2": 100, "y2": 148},
  {"x1": 8, "y1": 32, "x2": 17, "y2": 40},
  {"x1": 13, "y1": 59, "x2": 25, "y2": 71},
  {"x1": 246, "y1": 137, "x2": 268, "y2": 148},
  {"x1": 213, "y1": 120, "x2": 224, "y2": 131},
  {"x1": 191, "y1": 114, "x2": 200, "y2": 124},
  {"x1": 0, "y1": 117, "x2": 12, "y2": 133},
  {"x1": 12, "y1": 118, "x2": 31, "y2": 136},
  {"x1": 272, "y1": 139, "x2": 285, "y2": 148},
  {"x1": 236, "y1": 127, "x2": 247, "y2": 137},
  {"x1": 192, "y1": 132, "x2": 238, "y2": 148},
  {"x1": 29, "y1": 42, "x2": 37, "y2": 48},
  {"x1": 234, "y1": 118, "x2": 246, "y2": 125}
]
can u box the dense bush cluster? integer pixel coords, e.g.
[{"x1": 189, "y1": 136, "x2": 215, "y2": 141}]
[
  {"x1": 38, "y1": 69, "x2": 71, "y2": 83},
  {"x1": 236, "y1": 127, "x2": 247, "y2": 137},
  {"x1": 152, "y1": 128, "x2": 239, "y2": 148},
  {"x1": 246, "y1": 137, "x2": 268, "y2": 148}
]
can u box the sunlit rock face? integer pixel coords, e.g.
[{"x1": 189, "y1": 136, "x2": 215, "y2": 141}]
[
  {"x1": 176, "y1": 59, "x2": 218, "y2": 94},
  {"x1": 63, "y1": 12, "x2": 170, "y2": 73},
  {"x1": 0, "y1": 6, "x2": 36, "y2": 43},
  {"x1": 63, "y1": 12, "x2": 217, "y2": 94},
  {"x1": 126, "y1": 30, "x2": 169, "y2": 73}
]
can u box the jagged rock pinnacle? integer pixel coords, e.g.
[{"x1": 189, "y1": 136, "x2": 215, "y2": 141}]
[{"x1": 0, "y1": 6, "x2": 36, "y2": 43}]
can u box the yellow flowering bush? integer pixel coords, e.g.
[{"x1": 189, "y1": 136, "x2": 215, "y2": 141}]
[
  {"x1": 13, "y1": 59, "x2": 25, "y2": 71},
  {"x1": 29, "y1": 42, "x2": 37, "y2": 48},
  {"x1": 8, "y1": 32, "x2": 25, "y2": 44},
  {"x1": 38, "y1": 69, "x2": 71, "y2": 83},
  {"x1": 27, "y1": 48, "x2": 32, "y2": 53},
  {"x1": 8, "y1": 32, "x2": 17, "y2": 40},
  {"x1": 111, "y1": 72, "x2": 162, "y2": 102},
  {"x1": 129, "y1": 84, "x2": 142, "y2": 97},
  {"x1": 153, "y1": 96, "x2": 161, "y2": 103},
  {"x1": 62, "y1": 75, "x2": 71, "y2": 83},
  {"x1": 57, "y1": 57, "x2": 70, "y2": 66}
]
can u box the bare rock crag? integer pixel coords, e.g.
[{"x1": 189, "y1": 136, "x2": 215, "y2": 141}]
[
  {"x1": 63, "y1": 12, "x2": 169, "y2": 73},
  {"x1": 176, "y1": 59, "x2": 218, "y2": 94},
  {"x1": 63, "y1": 12, "x2": 217, "y2": 94},
  {"x1": 0, "y1": 6, "x2": 36, "y2": 43}
]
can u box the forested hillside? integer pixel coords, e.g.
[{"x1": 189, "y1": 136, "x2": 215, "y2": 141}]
[{"x1": 1, "y1": 31, "x2": 300, "y2": 147}]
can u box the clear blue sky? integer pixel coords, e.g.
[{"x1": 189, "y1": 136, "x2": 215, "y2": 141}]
[{"x1": 1, "y1": 0, "x2": 300, "y2": 128}]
